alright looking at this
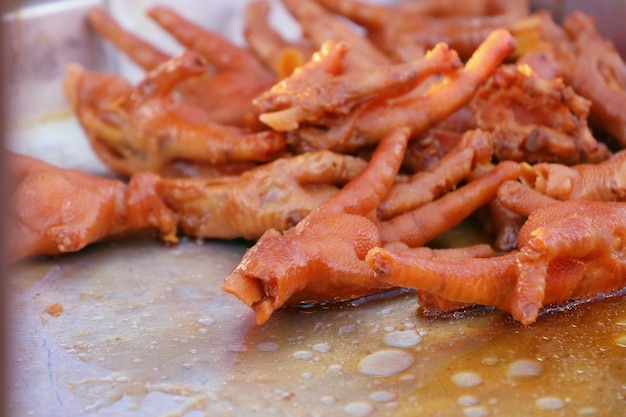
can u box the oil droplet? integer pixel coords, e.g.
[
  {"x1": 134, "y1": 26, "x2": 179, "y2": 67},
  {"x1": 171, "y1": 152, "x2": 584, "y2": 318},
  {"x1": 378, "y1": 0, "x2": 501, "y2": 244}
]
[
  {"x1": 507, "y1": 359, "x2": 544, "y2": 378},
  {"x1": 383, "y1": 330, "x2": 423, "y2": 348},
  {"x1": 452, "y1": 372, "x2": 483, "y2": 388},
  {"x1": 535, "y1": 396, "x2": 565, "y2": 410},
  {"x1": 198, "y1": 318, "x2": 216, "y2": 326},
  {"x1": 344, "y1": 401, "x2": 374, "y2": 417},
  {"x1": 227, "y1": 343, "x2": 247, "y2": 352},
  {"x1": 358, "y1": 349, "x2": 415, "y2": 377},
  {"x1": 258, "y1": 342, "x2": 280, "y2": 352},
  {"x1": 339, "y1": 325, "x2": 356, "y2": 334},
  {"x1": 464, "y1": 406, "x2": 489, "y2": 417},
  {"x1": 293, "y1": 350, "x2": 313, "y2": 360},
  {"x1": 313, "y1": 342, "x2": 331, "y2": 353},
  {"x1": 321, "y1": 396, "x2": 337, "y2": 405},
  {"x1": 458, "y1": 395, "x2": 480, "y2": 406},
  {"x1": 578, "y1": 406, "x2": 598, "y2": 415},
  {"x1": 328, "y1": 364, "x2": 343, "y2": 372},
  {"x1": 615, "y1": 334, "x2": 626, "y2": 347},
  {"x1": 369, "y1": 391, "x2": 396, "y2": 402}
]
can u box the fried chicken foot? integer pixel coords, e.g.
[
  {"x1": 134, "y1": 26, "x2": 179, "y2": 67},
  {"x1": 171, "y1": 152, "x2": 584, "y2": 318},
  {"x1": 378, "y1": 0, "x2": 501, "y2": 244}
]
[
  {"x1": 518, "y1": 149, "x2": 626, "y2": 202},
  {"x1": 314, "y1": 0, "x2": 531, "y2": 61},
  {"x1": 88, "y1": 6, "x2": 276, "y2": 128},
  {"x1": 368, "y1": 195, "x2": 626, "y2": 325},
  {"x1": 88, "y1": 6, "x2": 170, "y2": 71},
  {"x1": 380, "y1": 129, "x2": 493, "y2": 219},
  {"x1": 161, "y1": 151, "x2": 366, "y2": 240},
  {"x1": 279, "y1": 0, "x2": 391, "y2": 71},
  {"x1": 244, "y1": 0, "x2": 314, "y2": 79},
  {"x1": 7, "y1": 152, "x2": 177, "y2": 263},
  {"x1": 289, "y1": 29, "x2": 516, "y2": 153},
  {"x1": 64, "y1": 52, "x2": 286, "y2": 177},
  {"x1": 471, "y1": 64, "x2": 609, "y2": 164},
  {"x1": 379, "y1": 161, "x2": 521, "y2": 247},
  {"x1": 222, "y1": 127, "x2": 409, "y2": 324},
  {"x1": 559, "y1": 12, "x2": 626, "y2": 146},
  {"x1": 255, "y1": 41, "x2": 462, "y2": 132}
]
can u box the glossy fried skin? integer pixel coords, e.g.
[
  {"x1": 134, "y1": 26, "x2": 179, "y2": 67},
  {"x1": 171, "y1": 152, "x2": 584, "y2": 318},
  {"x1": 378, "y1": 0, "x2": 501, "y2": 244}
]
[
  {"x1": 254, "y1": 40, "x2": 462, "y2": 132},
  {"x1": 64, "y1": 52, "x2": 286, "y2": 178},
  {"x1": 7, "y1": 152, "x2": 177, "y2": 263},
  {"x1": 367, "y1": 193, "x2": 626, "y2": 325},
  {"x1": 518, "y1": 149, "x2": 626, "y2": 202},
  {"x1": 161, "y1": 151, "x2": 366, "y2": 240},
  {"x1": 222, "y1": 127, "x2": 409, "y2": 324},
  {"x1": 471, "y1": 64, "x2": 609, "y2": 165},
  {"x1": 288, "y1": 29, "x2": 516, "y2": 153}
]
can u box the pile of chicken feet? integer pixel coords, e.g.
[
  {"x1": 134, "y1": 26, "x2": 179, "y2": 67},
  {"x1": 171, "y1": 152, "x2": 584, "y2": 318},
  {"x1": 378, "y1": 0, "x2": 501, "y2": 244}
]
[{"x1": 8, "y1": 0, "x2": 626, "y2": 326}]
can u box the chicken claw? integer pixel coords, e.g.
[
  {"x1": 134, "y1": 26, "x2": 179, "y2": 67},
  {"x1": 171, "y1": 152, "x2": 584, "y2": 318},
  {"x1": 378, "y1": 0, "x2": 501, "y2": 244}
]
[
  {"x1": 7, "y1": 152, "x2": 177, "y2": 263},
  {"x1": 161, "y1": 151, "x2": 367, "y2": 240},
  {"x1": 64, "y1": 52, "x2": 286, "y2": 177},
  {"x1": 254, "y1": 40, "x2": 462, "y2": 132},
  {"x1": 222, "y1": 127, "x2": 409, "y2": 324},
  {"x1": 368, "y1": 189, "x2": 626, "y2": 325}
]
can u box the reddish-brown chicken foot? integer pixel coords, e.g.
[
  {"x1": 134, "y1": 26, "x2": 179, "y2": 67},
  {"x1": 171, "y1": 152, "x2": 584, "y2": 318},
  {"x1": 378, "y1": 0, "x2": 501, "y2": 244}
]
[
  {"x1": 222, "y1": 127, "x2": 409, "y2": 324},
  {"x1": 254, "y1": 40, "x2": 462, "y2": 132},
  {"x1": 368, "y1": 188, "x2": 626, "y2": 325},
  {"x1": 288, "y1": 29, "x2": 516, "y2": 153},
  {"x1": 7, "y1": 152, "x2": 177, "y2": 263},
  {"x1": 64, "y1": 51, "x2": 286, "y2": 178}
]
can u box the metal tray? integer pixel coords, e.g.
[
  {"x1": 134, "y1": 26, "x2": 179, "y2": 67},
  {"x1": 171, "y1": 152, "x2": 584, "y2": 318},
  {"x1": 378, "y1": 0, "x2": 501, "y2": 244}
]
[{"x1": 4, "y1": 1, "x2": 626, "y2": 416}]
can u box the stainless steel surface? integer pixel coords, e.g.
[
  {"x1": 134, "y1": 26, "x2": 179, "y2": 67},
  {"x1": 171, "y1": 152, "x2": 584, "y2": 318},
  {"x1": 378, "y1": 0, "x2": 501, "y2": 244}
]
[{"x1": 4, "y1": 1, "x2": 626, "y2": 416}]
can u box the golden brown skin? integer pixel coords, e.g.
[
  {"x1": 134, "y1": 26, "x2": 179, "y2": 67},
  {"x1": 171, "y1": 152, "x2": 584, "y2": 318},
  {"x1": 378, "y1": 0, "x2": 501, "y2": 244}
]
[
  {"x1": 160, "y1": 151, "x2": 366, "y2": 240},
  {"x1": 288, "y1": 29, "x2": 516, "y2": 153},
  {"x1": 222, "y1": 127, "x2": 409, "y2": 324},
  {"x1": 471, "y1": 64, "x2": 609, "y2": 165},
  {"x1": 367, "y1": 193, "x2": 626, "y2": 325},
  {"x1": 64, "y1": 52, "x2": 286, "y2": 178},
  {"x1": 254, "y1": 40, "x2": 462, "y2": 132},
  {"x1": 7, "y1": 152, "x2": 177, "y2": 263}
]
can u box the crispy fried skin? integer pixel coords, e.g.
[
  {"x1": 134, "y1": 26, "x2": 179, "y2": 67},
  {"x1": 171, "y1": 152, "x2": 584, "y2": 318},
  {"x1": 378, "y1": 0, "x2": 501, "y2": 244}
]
[
  {"x1": 221, "y1": 127, "x2": 409, "y2": 324},
  {"x1": 7, "y1": 152, "x2": 177, "y2": 262},
  {"x1": 368, "y1": 195, "x2": 626, "y2": 325},
  {"x1": 64, "y1": 52, "x2": 286, "y2": 178},
  {"x1": 161, "y1": 151, "x2": 366, "y2": 240}
]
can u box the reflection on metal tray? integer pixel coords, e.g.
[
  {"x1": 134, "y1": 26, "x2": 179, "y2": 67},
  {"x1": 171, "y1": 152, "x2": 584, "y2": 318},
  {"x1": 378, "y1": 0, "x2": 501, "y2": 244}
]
[{"x1": 4, "y1": 1, "x2": 626, "y2": 416}]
